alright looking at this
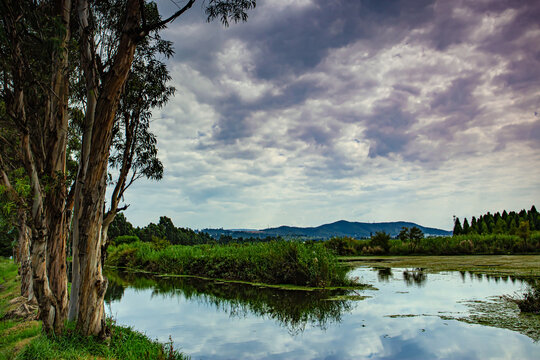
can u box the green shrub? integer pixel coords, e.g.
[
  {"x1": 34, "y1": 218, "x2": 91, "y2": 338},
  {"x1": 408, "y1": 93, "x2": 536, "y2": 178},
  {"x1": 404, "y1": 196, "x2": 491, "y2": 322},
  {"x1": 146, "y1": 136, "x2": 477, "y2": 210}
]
[{"x1": 370, "y1": 232, "x2": 390, "y2": 253}]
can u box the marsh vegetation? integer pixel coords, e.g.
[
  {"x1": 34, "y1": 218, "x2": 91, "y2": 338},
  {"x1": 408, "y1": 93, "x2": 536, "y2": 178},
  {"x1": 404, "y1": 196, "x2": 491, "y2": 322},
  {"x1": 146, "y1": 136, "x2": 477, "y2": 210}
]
[{"x1": 107, "y1": 240, "x2": 356, "y2": 288}]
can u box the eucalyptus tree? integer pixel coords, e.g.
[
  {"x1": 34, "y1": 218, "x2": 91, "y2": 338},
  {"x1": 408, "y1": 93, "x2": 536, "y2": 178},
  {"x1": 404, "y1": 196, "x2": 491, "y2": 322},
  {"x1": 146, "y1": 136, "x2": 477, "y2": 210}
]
[
  {"x1": 68, "y1": 2, "x2": 172, "y2": 322},
  {"x1": 0, "y1": 0, "x2": 72, "y2": 334},
  {"x1": 71, "y1": 0, "x2": 257, "y2": 337},
  {"x1": 1, "y1": 0, "x2": 257, "y2": 337}
]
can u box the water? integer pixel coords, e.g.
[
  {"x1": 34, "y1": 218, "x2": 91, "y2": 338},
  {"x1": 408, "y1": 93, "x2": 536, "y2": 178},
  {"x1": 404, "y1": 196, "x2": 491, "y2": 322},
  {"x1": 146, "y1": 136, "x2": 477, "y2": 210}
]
[{"x1": 105, "y1": 267, "x2": 539, "y2": 359}]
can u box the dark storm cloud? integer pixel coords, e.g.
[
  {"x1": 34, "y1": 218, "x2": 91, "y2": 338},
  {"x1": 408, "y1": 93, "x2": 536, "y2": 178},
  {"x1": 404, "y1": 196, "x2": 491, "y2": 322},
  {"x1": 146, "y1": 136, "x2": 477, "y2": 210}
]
[
  {"x1": 431, "y1": 75, "x2": 480, "y2": 115},
  {"x1": 425, "y1": 75, "x2": 482, "y2": 140},
  {"x1": 496, "y1": 56, "x2": 540, "y2": 93},
  {"x1": 294, "y1": 123, "x2": 339, "y2": 147},
  {"x1": 244, "y1": 0, "x2": 435, "y2": 80},
  {"x1": 210, "y1": 109, "x2": 254, "y2": 144},
  {"x1": 423, "y1": 1, "x2": 473, "y2": 51},
  {"x1": 475, "y1": 1, "x2": 540, "y2": 93},
  {"x1": 497, "y1": 118, "x2": 540, "y2": 150},
  {"x1": 363, "y1": 96, "x2": 417, "y2": 158},
  {"x1": 163, "y1": 0, "x2": 438, "y2": 151},
  {"x1": 393, "y1": 84, "x2": 421, "y2": 96}
]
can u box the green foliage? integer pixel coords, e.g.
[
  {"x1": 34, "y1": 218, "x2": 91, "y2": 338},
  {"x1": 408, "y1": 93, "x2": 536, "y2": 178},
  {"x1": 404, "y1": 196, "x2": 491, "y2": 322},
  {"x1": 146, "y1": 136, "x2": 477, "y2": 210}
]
[
  {"x1": 454, "y1": 206, "x2": 539, "y2": 237},
  {"x1": 107, "y1": 241, "x2": 355, "y2": 288},
  {"x1": 370, "y1": 231, "x2": 390, "y2": 253},
  {"x1": 324, "y1": 237, "x2": 362, "y2": 255},
  {"x1": 108, "y1": 212, "x2": 136, "y2": 241},
  {"x1": 205, "y1": 0, "x2": 257, "y2": 27},
  {"x1": 453, "y1": 217, "x2": 463, "y2": 235},
  {"x1": 0, "y1": 168, "x2": 30, "y2": 257},
  {"x1": 517, "y1": 221, "x2": 531, "y2": 243},
  {"x1": 111, "y1": 234, "x2": 140, "y2": 246},
  {"x1": 129, "y1": 216, "x2": 214, "y2": 245},
  {"x1": 396, "y1": 227, "x2": 424, "y2": 252},
  {"x1": 0, "y1": 258, "x2": 187, "y2": 360}
]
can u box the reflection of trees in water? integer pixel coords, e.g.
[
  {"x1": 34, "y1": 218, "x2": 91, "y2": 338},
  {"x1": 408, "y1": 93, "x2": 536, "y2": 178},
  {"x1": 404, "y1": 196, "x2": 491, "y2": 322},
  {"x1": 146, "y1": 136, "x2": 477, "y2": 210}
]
[
  {"x1": 104, "y1": 270, "x2": 356, "y2": 335},
  {"x1": 375, "y1": 267, "x2": 393, "y2": 282},
  {"x1": 457, "y1": 271, "x2": 530, "y2": 286},
  {"x1": 105, "y1": 280, "x2": 125, "y2": 302},
  {"x1": 403, "y1": 268, "x2": 427, "y2": 287}
]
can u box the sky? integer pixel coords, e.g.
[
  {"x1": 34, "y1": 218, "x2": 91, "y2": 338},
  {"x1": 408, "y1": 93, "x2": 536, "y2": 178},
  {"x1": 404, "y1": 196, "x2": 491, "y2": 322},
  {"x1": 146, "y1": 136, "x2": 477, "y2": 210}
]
[{"x1": 120, "y1": 0, "x2": 540, "y2": 231}]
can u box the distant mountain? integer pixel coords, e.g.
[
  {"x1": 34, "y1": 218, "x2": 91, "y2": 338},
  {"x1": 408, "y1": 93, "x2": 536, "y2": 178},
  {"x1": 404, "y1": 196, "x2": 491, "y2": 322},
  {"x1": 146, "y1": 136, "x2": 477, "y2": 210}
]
[{"x1": 202, "y1": 220, "x2": 451, "y2": 240}]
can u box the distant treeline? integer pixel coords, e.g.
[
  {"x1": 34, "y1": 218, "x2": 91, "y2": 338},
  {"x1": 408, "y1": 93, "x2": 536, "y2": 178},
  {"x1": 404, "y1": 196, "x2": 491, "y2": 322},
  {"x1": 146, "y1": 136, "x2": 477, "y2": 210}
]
[
  {"x1": 452, "y1": 206, "x2": 539, "y2": 236},
  {"x1": 323, "y1": 207, "x2": 540, "y2": 256},
  {"x1": 323, "y1": 232, "x2": 540, "y2": 256},
  {"x1": 108, "y1": 214, "x2": 282, "y2": 246}
]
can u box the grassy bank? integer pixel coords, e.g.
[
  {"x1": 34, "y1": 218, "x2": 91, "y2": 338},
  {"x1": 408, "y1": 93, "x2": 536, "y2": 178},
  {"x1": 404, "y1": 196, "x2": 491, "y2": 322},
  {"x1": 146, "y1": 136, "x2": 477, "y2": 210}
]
[
  {"x1": 342, "y1": 255, "x2": 540, "y2": 277},
  {"x1": 107, "y1": 241, "x2": 355, "y2": 288},
  {"x1": 0, "y1": 261, "x2": 41, "y2": 360},
  {"x1": 0, "y1": 258, "x2": 188, "y2": 360}
]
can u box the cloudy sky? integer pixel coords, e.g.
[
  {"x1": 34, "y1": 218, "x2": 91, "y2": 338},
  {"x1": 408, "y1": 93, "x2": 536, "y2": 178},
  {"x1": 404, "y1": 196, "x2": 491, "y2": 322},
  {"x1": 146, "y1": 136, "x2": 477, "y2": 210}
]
[{"x1": 121, "y1": 0, "x2": 540, "y2": 230}]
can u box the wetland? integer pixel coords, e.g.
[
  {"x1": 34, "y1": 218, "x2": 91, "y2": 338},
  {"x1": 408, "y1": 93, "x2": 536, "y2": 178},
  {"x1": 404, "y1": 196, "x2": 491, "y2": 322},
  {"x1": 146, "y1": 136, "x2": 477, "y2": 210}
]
[{"x1": 105, "y1": 255, "x2": 540, "y2": 360}]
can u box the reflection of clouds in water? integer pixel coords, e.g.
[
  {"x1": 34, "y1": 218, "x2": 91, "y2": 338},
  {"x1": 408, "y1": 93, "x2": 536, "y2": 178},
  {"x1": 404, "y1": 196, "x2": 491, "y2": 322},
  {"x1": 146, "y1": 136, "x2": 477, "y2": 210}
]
[{"x1": 107, "y1": 268, "x2": 538, "y2": 359}]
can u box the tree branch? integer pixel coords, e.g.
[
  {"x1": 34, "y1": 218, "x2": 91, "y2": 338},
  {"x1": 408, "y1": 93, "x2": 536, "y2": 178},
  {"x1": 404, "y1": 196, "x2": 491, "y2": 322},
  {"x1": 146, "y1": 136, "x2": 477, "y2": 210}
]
[{"x1": 141, "y1": 0, "x2": 196, "y2": 35}]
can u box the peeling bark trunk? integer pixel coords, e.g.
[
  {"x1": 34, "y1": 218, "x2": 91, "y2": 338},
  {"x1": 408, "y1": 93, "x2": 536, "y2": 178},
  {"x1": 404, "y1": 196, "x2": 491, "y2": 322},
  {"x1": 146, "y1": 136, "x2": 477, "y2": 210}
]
[
  {"x1": 21, "y1": 134, "x2": 58, "y2": 334},
  {"x1": 42, "y1": 0, "x2": 71, "y2": 333},
  {"x1": 74, "y1": 0, "x2": 141, "y2": 336},
  {"x1": 17, "y1": 209, "x2": 34, "y2": 302},
  {"x1": 68, "y1": 0, "x2": 97, "y2": 322}
]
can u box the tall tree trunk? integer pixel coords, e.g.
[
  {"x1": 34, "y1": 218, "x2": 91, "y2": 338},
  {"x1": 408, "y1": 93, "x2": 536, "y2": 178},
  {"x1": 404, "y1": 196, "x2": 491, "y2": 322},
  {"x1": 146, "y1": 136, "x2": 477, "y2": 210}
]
[
  {"x1": 17, "y1": 209, "x2": 34, "y2": 302},
  {"x1": 68, "y1": 0, "x2": 97, "y2": 322},
  {"x1": 43, "y1": 0, "x2": 71, "y2": 332},
  {"x1": 74, "y1": 0, "x2": 141, "y2": 336},
  {"x1": 21, "y1": 134, "x2": 58, "y2": 334}
]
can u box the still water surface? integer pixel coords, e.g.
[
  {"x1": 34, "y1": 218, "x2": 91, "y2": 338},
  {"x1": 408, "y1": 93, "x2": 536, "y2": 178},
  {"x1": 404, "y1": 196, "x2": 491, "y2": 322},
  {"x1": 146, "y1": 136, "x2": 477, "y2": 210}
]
[{"x1": 105, "y1": 267, "x2": 539, "y2": 359}]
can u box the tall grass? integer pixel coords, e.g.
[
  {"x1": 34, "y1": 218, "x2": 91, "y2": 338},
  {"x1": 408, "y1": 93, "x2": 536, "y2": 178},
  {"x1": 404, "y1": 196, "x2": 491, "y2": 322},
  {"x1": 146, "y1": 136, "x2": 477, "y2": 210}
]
[{"x1": 107, "y1": 241, "x2": 354, "y2": 288}]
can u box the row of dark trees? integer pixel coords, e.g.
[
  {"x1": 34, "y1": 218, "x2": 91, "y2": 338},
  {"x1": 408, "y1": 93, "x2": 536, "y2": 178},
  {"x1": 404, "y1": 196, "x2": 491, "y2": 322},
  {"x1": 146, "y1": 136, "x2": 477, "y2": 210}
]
[
  {"x1": 453, "y1": 206, "x2": 538, "y2": 236},
  {"x1": 108, "y1": 213, "x2": 281, "y2": 246},
  {"x1": 0, "y1": 0, "x2": 257, "y2": 338},
  {"x1": 108, "y1": 214, "x2": 213, "y2": 245}
]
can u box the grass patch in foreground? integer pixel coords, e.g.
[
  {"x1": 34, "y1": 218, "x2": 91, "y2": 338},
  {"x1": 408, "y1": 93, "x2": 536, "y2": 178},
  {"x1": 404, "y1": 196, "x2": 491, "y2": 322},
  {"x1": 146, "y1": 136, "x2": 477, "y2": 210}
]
[
  {"x1": 17, "y1": 320, "x2": 188, "y2": 360},
  {"x1": 107, "y1": 241, "x2": 356, "y2": 288},
  {"x1": 0, "y1": 259, "x2": 41, "y2": 360}
]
